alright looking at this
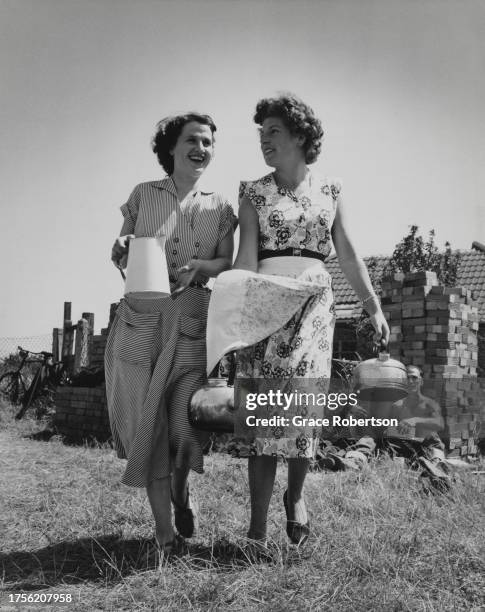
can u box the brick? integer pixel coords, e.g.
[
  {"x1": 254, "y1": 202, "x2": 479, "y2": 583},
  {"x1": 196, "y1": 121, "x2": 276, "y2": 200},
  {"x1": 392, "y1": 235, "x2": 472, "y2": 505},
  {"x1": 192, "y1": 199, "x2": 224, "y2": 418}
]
[
  {"x1": 382, "y1": 303, "x2": 402, "y2": 312},
  {"x1": 402, "y1": 332, "x2": 429, "y2": 340},
  {"x1": 427, "y1": 356, "x2": 459, "y2": 365},
  {"x1": 432, "y1": 365, "x2": 460, "y2": 373},
  {"x1": 403, "y1": 285, "x2": 434, "y2": 297},
  {"x1": 407, "y1": 356, "x2": 425, "y2": 366},
  {"x1": 403, "y1": 348, "x2": 426, "y2": 356},
  {"x1": 402, "y1": 317, "x2": 428, "y2": 327},
  {"x1": 426, "y1": 341, "x2": 458, "y2": 349},
  {"x1": 443, "y1": 287, "x2": 468, "y2": 296},
  {"x1": 433, "y1": 349, "x2": 458, "y2": 357},
  {"x1": 403, "y1": 271, "x2": 438, "y2": 285},
  {"x1": 410, "y1": 308, "x2": 426, "y2": 317},
  {"x1": 401, "y1": 341, "x2": 425, "y2": 350}
]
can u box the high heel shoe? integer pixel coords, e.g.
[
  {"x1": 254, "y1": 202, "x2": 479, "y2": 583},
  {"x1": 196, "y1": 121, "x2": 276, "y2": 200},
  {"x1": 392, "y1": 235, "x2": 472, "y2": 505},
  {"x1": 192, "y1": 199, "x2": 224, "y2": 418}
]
[
  {"x1": 283, "y1": 490, "x2": 310, "y2": 546},
  {"x1": 171, "y1": 486, "x2": 198, "y2": 538}
]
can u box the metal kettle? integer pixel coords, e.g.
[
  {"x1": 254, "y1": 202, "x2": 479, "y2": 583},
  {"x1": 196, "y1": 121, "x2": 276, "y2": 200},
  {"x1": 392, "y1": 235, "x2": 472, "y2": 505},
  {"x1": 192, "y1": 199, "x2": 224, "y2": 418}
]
[
  {"x1": 352, "y1": 350, "x2": 408, "y2": 402},
  {"x1": 189, "y1": 377, "x2": 235, "y2": 433}
]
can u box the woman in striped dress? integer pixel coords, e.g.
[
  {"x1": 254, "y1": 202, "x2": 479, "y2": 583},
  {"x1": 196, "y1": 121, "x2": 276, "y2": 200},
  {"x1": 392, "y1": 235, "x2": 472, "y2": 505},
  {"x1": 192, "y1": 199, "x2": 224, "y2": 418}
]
[{"x1": 106, "y1": 113, "x2": 235, "y2": 554}]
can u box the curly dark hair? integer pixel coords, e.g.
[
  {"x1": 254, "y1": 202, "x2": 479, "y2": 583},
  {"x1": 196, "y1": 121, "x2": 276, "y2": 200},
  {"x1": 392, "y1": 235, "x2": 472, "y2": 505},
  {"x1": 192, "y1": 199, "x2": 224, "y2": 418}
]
[
  {"x1": 254, "y1": 94, "x2": 323, "y2": 164},
  {"x1": 151, "y1": 113, "x2": 217, "y2": 175}
]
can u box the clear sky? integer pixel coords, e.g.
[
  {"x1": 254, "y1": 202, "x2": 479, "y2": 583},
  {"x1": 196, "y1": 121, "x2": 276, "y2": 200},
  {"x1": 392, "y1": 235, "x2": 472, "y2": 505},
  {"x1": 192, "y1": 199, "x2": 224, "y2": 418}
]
[{"x1": 1, "y1": 0, "x2": 484, "y2": 340}]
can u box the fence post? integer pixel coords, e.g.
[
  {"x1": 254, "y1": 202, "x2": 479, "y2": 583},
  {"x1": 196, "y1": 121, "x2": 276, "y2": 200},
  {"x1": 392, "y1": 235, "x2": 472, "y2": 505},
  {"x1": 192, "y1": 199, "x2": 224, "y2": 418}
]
[
  {"x1": 61, "y1": 302, "x2": 75, "y2": 374},
  {"x1": 74, "y1": 318, "x2": 90, "y2": 373},
  {"x1": 83, "y1": 312, "x2": 95, "y2": 365},
  {"x1": 52, "y1": 328, "x2": 63, "y2": 361}
]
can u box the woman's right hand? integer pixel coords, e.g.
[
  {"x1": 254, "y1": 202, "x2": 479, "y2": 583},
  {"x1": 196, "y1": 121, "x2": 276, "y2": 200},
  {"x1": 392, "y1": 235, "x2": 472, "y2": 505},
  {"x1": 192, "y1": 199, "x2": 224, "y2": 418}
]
[
  {"x1": 369, "y1": 308, "x2": 390, "y2": 348},
  {"x1": 111, "y1": 234, "x2": 135, "y2": 269}
]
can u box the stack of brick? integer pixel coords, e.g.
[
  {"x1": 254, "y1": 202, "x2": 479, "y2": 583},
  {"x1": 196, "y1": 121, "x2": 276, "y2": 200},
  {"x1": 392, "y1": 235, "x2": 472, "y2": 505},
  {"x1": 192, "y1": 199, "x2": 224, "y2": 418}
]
[
  {"x1": 380, "y1": 271, "x2": 405, "y2": 359},
  {"x1": 381, "y1": 271, "x2": 482, "y2": 457},
  {"x1": 424, "y1": 285, "x2": 479, "y2": 378},
  {"x1": 54, "y1": 385, "x2": 110, "y2": 441},
  {"x1": 89, "y1": 328, "x2": 109, "y2": 370}
]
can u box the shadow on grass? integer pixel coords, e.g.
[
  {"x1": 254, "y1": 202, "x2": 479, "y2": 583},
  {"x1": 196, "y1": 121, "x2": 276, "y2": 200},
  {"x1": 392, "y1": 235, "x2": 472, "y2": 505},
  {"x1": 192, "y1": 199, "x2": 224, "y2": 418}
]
[
  {"x1": 22, "y1": 428, "x2": 114, "y2": 448},
  {"x1": 1, "y1": 535, "x2": 280, "y2": 590}
]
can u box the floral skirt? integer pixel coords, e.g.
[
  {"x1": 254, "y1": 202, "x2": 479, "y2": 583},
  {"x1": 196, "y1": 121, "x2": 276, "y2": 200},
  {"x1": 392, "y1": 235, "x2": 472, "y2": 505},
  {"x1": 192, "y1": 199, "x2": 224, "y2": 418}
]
[{"x1": 230, "y1": 268, "x2": 335, "y2": 460}]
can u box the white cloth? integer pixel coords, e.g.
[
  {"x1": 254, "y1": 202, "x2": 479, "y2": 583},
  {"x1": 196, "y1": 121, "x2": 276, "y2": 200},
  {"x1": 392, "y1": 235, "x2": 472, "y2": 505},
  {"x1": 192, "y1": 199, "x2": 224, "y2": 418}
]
[{"x1": 206, "y1": 257, "x2": 332, "y2": 374}]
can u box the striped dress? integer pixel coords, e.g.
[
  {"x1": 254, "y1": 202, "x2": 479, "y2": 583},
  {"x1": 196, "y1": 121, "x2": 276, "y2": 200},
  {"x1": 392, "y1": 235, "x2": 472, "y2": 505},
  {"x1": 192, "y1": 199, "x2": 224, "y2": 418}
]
[{"x1": 105, "y1": 177, "x2": 235, "y2": 487}]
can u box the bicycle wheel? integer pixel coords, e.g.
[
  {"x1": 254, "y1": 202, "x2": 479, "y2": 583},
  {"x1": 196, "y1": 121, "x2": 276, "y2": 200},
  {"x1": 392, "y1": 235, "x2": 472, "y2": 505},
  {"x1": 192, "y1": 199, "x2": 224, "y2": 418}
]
[
  {"x1": 16, "y1": 367, "x2": 43, "y2": 419},
  {"x1": 0, "y1": 372, "x2": 23, "y2": 404}
]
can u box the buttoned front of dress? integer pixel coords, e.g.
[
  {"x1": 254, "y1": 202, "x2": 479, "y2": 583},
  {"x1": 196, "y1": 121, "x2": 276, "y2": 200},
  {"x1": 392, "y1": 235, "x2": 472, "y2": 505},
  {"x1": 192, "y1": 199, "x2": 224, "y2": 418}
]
[{"x1": 120, "y1": 177, "x2": 234, "y2": 288}]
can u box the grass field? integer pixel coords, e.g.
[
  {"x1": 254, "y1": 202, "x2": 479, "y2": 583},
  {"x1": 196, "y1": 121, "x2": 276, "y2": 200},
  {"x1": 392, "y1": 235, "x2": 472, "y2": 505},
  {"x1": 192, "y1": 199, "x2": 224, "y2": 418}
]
[{"x1": 1, "y1": 402, "x2": 484, "y2": 612}]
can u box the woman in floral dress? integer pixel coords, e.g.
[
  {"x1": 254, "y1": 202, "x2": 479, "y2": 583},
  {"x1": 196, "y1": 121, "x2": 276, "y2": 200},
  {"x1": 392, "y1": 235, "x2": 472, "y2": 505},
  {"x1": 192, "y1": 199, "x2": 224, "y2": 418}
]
[{"x1": 211, "y1": 94, "x2": 389, "y2": 546}]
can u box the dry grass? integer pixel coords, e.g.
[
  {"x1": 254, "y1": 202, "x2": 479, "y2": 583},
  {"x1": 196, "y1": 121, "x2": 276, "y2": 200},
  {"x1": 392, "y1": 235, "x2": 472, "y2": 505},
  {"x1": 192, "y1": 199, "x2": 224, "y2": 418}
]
[{"x1": 0, "y1": 401, "x2": 484, "y2": 612}]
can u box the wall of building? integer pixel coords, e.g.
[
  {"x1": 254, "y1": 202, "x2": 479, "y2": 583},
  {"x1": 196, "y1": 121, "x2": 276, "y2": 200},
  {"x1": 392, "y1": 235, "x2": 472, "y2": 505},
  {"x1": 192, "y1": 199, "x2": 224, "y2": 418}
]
[{"x1": 54, "y1": 385, "x2": 110, "y2": 441}]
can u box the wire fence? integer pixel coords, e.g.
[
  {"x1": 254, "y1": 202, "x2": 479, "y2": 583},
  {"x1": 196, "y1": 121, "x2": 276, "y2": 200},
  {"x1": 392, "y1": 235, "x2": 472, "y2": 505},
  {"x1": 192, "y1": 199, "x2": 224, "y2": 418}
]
[{"x1": 0, "y1": 335, "x2": 52, "y2": 360}]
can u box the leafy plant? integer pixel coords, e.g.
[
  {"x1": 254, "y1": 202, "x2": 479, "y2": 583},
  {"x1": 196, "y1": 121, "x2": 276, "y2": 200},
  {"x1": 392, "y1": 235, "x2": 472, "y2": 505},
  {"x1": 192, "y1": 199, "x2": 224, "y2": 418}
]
[
  {"x1": 438, "y1": 241, "x2": 462, "y2": 286},
  {"x1": 387, "y1": 225, "x2": 461, "y2": 285}
]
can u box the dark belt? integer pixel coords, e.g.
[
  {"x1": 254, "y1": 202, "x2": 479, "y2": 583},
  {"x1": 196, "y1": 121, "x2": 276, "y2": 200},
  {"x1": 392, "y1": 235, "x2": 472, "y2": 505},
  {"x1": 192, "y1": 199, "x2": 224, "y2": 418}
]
[{"x1": 259, "y1": 248, "x2": 327, "y2": 263}]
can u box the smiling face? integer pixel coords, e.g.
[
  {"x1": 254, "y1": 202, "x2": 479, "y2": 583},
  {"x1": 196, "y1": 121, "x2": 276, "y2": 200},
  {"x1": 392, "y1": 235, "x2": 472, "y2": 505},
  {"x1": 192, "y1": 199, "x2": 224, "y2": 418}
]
[
  {"x1": 170, "y1": 121, "x2": 214, "y2": 179},
  {"x1": 259, "y1": 116, "x2": 305, "y2": 169}
]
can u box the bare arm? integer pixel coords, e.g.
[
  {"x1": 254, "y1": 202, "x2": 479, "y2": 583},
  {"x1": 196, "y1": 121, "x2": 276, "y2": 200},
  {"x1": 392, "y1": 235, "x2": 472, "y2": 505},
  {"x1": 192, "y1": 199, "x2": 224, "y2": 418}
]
[
  {"x1": 331, "y1": 195, "x2": 390, "y2": 344},
  {"x1": 427, "y1": 398, "x2": 445, "y2": 429},
  {"x1": 233, "y1": 196, "x2": 259, "y2": 272},
  {"x1": 403, "y1": 398, "x2": 444, "y2": 430},
  {"x1": 111, "y1": 186, "x2": 139, "y2": 268},
  {"x1": 194, "y1": 231, "x2": 234, "y2": 277},
  {"x1": 173, "y1": 231, "x2": 234, "y2": 294}
]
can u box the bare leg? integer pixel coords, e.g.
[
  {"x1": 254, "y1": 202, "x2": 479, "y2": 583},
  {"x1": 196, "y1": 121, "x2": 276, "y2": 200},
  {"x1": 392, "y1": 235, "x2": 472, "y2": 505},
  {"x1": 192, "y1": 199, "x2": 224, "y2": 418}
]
[
  {"x1": 146, "y1": 476, "x2": 174, "y2": 546},
  {"x1": 248, "y1": 455, "x2": 277, "y2": 540},
  {"x1": 286, "y1": 458, "x2": 309, "y2": 524},
  {"x1": 167, "y1": 369, "x2": 204, "y2": 538}
]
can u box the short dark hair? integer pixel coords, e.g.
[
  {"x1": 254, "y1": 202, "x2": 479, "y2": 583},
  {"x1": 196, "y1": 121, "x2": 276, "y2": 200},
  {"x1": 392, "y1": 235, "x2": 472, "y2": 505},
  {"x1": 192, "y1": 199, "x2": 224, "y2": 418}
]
[
  {"x1": 152, "y1": 113, "x2": 217, "y2": 174},
  {"x1": 406, "y1": 365, "x2": 422, "y2": 378},
  {"x1": 254, "y1": 93, "x2": 324, "y2": 164}
]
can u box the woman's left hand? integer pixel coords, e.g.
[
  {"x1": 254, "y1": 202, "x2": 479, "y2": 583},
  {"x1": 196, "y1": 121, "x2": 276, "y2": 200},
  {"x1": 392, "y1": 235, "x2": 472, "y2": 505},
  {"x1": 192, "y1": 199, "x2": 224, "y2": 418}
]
[
  {"x1": 172, "y1": 259, "x2": 202, "y2": 296},
  {"x1": 369, "y1": 310, "x2": 390, "y2": 347}
]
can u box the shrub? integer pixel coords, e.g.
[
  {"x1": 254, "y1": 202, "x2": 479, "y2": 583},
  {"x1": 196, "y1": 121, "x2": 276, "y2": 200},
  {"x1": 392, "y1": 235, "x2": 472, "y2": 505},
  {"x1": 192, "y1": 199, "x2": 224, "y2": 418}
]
[{"x1": 387, "y1": 225, "x2": 461, "y2": 285}]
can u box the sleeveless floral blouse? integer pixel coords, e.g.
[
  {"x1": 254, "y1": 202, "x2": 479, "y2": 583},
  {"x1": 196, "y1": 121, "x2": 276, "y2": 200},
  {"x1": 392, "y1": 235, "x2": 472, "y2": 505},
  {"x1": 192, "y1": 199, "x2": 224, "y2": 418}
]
[{"x1": 239, "y1": 171, "x2": 341, "y2": 259}]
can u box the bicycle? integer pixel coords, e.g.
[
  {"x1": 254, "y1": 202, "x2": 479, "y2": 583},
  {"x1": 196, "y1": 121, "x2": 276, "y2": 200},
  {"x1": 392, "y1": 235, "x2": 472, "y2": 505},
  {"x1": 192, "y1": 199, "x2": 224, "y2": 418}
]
[
  {"x1": 0, "y1": 347, "x2": 31, "y2": 404},
  {"x1": 0, "y1": 346, "x2": 66, "y2": 419}
]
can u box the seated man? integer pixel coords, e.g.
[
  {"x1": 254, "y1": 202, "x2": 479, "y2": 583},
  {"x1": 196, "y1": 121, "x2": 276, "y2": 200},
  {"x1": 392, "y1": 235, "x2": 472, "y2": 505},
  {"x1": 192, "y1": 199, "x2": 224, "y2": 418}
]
[{"x1": 316, "y1": 366, "x2": 450, "y2": 491}]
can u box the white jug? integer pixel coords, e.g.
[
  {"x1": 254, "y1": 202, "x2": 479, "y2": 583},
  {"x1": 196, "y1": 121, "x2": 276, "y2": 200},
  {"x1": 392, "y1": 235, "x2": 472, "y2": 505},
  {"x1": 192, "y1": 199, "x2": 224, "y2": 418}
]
[{"x1": 124, "y1": 237, "x2": 170, "y2": 297}]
